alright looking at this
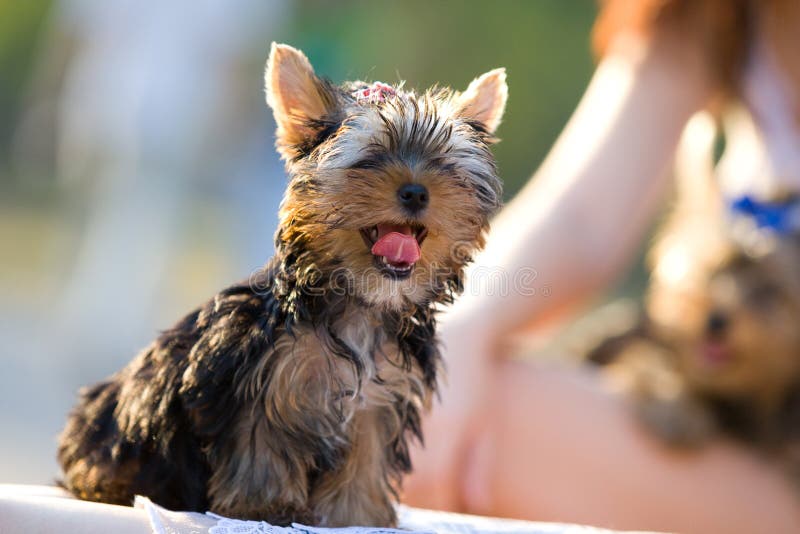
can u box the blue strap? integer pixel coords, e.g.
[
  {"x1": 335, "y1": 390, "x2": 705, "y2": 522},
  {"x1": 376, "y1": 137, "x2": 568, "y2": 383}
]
[{"x1": 729, "y1": 195, "x2": 800, "y2": 235}]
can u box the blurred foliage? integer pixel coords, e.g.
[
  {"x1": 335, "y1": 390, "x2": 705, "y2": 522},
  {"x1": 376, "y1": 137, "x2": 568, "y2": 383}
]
[
  {"x1": 285, "y1": 0, "x2": 597, "y2": 198},
  {"x1": 0, "y1": 1, "x2": 596, "y2": 200},
  {"x1": 0, "y1": 0, "x2": 52, "y2": 167}
]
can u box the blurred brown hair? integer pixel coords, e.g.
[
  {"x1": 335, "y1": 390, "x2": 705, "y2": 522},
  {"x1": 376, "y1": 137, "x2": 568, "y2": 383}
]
[
  {"x1": 592, "y1": 0, "x2": 749, "y2": 93},
  {"x1": 593, "y1": 0, "x2": 800, "y2": 112}
]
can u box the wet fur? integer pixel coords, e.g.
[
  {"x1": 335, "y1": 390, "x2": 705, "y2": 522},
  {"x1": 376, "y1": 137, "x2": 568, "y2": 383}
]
[{"x1": 58, "y1": 44, "x2": 505, "y2": 525}]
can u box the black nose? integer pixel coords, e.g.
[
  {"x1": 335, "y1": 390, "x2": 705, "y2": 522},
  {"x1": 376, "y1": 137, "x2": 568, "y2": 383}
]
[
  {"x1": 706, "y1": 311, "x2": 729, "y2": 336},
  {"x1": 397, "y1": 183, "x2": 429, "y2": 213}
]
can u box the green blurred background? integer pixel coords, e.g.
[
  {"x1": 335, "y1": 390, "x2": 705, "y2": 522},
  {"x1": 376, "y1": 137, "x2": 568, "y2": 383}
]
[
  {"x1": 0, "y1": 0, "x2": 600, "y2": 483},
  {"x1": 1, "y1": 1, "x2": 597, "y2": 199}
]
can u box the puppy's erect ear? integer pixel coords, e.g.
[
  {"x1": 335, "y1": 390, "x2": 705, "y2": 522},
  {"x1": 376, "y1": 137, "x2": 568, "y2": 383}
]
[
  {"x1": 457, "y1": 68, "x2": 508, "y2": 134},
  {"x1": 265, "y1": 43, "x2": 337, "y2": 159}
]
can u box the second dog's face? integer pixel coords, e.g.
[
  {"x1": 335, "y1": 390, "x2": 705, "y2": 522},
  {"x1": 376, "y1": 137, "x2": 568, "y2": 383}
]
[
  {"x1": 648, "y1": 229, "x2": 800, "y2": 401},
  {"x1": 265, "y1": 44, "x2": 506, "y2": 309}
]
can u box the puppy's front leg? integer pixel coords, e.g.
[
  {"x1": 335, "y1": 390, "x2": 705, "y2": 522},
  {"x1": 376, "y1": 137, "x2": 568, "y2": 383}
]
[
  {"x1": 310, "y1": 410, "x2": 397, "y2": 527},
  {"x1": 199, "y1": 333, "x2": 352, "y2": 524},
  {"x1": 205, "y1": 406, "x2": 319, "y2": 524}
]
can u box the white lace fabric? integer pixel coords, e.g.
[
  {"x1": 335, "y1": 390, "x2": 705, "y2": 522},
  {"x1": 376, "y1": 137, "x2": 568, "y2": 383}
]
[
  {"x1": 206, "y1": 513, "x2": 422, "y2": 534},
  {"x1": 207, "y1": 514, "x2": 298, "y2": 534},
  {"x1": 134, "y1": 496, "x2": 641, "y2": 534}
]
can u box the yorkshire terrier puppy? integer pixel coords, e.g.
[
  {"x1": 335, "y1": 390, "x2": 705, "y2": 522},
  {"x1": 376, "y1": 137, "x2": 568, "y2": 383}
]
[
  {"x1": 590, "y1": 219, "x2": 800, "y2": 451},
  {"x1": 588, "y1": 119, "x2": 800, "y2": 466},
  {"x1": 58, "y1": 43, "x2": 507, "y2": 526}
]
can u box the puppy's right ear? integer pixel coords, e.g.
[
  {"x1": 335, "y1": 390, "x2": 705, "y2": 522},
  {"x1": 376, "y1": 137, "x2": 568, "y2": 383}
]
[
  {"x1": 457, "y1": 68, "x2": 508, "y2": 134},
  {"x1": 265, "y1": 43, "x2": 337, "y2": 160}
]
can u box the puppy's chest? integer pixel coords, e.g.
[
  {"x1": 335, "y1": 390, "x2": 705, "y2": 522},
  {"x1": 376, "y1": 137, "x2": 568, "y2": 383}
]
[
  {"x1": 335, "y1": 313, "x2": 382, "y2": 371},
  {"x1": 330, "y1": 313, "x2": 421, "y2": 410},
  {"x1": 256, "y1": 311, "x2": 427, "y2": 438}
]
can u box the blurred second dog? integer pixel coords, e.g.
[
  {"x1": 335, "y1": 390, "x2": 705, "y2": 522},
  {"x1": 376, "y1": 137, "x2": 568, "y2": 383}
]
[{"x1": 588, "y1": 112, "x2": 800, "y2": 481}]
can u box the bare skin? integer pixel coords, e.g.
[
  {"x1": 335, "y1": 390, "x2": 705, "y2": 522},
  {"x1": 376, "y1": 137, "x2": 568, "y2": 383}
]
[
  {"x1": 403, "y1": 30, "x2": 800, "y2": 534},
  {"x1": 467, "y1": 364, "x2": 800, "y2": 533}
]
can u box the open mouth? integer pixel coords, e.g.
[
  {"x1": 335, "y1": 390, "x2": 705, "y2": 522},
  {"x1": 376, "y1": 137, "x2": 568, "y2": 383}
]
[
  {"x1": 360, "y1": 223, "x2": 428, "y2": 279},
  {"x1": 698, "y1": 339, "x2": 734, "y2": 369}
]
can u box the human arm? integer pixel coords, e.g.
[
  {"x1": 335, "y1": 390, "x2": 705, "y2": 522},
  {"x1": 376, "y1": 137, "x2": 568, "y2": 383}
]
[{"x1": 405, "y1": 28, "x2": 714, "y2": 510}]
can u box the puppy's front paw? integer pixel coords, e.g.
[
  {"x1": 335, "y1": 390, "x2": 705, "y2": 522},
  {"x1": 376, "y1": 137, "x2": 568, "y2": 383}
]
[{"x1": 635, "y1": 396, "x2": 716, "y2": 447}]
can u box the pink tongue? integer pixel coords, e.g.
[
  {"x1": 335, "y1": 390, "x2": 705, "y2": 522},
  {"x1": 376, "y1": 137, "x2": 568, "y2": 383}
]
[
  {"x1": 702, "y1": 342, "x2": 730, "y2": 366},
  {"x1": 372, "y1": 232, "x2": 420, "y2": 264}
]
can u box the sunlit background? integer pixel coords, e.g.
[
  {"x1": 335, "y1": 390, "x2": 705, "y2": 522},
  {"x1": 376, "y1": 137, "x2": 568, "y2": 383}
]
[{"x1": 0, "y1": 1, "x2": 600, "y2": 483}]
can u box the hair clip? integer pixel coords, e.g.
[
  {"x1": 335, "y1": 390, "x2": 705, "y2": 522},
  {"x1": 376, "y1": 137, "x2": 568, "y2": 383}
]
[{"x1": 353, "y1": 82, "x2": 396, "y2": 104}]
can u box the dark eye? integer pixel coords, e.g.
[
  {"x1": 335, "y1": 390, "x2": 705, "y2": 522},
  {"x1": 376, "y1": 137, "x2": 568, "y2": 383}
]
[{"x1": 349, "y1": 157, "x2": 386, "y2": 171}]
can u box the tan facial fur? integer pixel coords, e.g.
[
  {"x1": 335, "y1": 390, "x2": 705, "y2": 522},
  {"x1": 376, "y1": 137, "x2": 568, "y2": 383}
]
[
  {"x1": 649, "y1": 222, "x2": 800, "y2": 407},
  {"x1": 266, "y1": 44, "x2": 505, "y2": 311}
]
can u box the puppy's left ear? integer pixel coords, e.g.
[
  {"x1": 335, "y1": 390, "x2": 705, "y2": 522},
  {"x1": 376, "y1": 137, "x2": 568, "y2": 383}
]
[
  {"x1": 265, "y1": 43, "x2": 338, "y2": 160},
  {"x1": 457, "y1": 68, "x2": 508, "y2": 134}
]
